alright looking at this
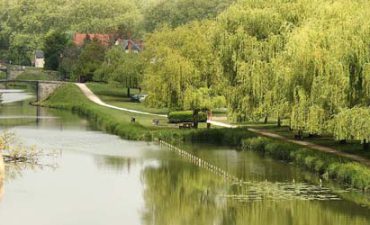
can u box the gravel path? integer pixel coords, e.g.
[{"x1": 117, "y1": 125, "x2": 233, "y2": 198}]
[{"x1": 77, "y1": 83, "x2": 370, "y2": 167}]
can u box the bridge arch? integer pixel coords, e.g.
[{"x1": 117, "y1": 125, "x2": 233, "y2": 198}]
[{"x1": 0, "y1": 80, "x2": 64, "y2": 102}]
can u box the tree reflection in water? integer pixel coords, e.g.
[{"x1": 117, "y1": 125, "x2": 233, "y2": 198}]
[{"x1": 141, "y1": 159, "x2": 370, "y2": 225}]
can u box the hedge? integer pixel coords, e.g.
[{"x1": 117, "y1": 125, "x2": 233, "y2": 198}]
[{"x1": 168, "y1": 111, "x2": 207, "y2": 123}]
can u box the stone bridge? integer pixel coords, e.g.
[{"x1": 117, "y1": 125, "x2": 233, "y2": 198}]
[
  {"x1": 0, "y1": 80, "x2": 64, "y2": 102},
  {"x1": 0, "y1": 64, "x2": 31, "y2": 80}
]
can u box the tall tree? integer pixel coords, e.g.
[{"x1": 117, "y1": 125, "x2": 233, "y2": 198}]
[
  {"x1": 142, "y1": 22, "x2": 226, "y2": 127},
  {"x1": 43, "y1": 30, "x2": 68, "y2": 70},
  {"x1": 95, "y1": 46, "x2": 144, "y2": 97},
  {"x1": 73, "y1": 39, "x2": 106, "y2": 82}
]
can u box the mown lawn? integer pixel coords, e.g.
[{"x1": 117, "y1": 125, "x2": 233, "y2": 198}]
[
  {"x1": 0, "y1": 71, "x2": 6, "y2": 79},
  {"x1": 248, "y1": 124, "x2": 370, "y2": 160},
  {"x1": 87, "y1": 82, "x2": 169, "y2": 115},
  {"x1": 16, "y1": 68, "x2": 61, "y2": 81}
]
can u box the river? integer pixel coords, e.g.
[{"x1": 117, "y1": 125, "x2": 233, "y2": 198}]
[{"x1": 0, "y1": 89, "x2": 369, "y2": 225}]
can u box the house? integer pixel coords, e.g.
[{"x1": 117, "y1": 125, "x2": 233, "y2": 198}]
[
  {"x1": 34, "y1": 50, "x2": 45, "y2": 68},
  {"x1": 115, "y1": 39, "x2": 144, "y2": 53},
  {"x1": 73, "y1": 33, "x2": 112, "y2": 47},
  {"x1": 72, "y1": 33, "x2": 144, "y2": 53}
]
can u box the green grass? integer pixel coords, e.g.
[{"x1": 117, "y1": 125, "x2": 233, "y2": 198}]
[
  {"x1": 16, "y1": 68, "x2": 61, "y2": 81},
  {"x1": 87, "y1": 82, "x2": 169, "y2": 115},
  {"x1": 250, "y1": 125, "x2": 370, "y2": 160},
  {"x1": 40, "y1": 84, "x2": 370, "y2": 196},
  {"x1": 242, "y1": 137, "x2": 370, "y2": 191},
  {"x1": 0, "y1": 71, "x2": 6, "y2": 79},
  {"x1": 40, "y1": 84, "x2": 253, "y2": 144}
]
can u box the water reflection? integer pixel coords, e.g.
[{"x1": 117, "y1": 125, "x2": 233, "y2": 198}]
[
  {"x1": 0, "y1": 91, "x2": 369, "y2": 225},
  {"x1": 141, "y1": 159, "x2": 370, "y2": 225},
  {"x1": 0, "y1": 89, "x2": 33, "y2": 104},
  {"x1": 95, "y1": 155, "x2": 138, "y2": 173}
]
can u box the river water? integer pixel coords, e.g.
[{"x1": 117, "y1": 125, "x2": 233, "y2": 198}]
[{"x1": 0, "y1": 89, "x2": 369, "y2": 225}]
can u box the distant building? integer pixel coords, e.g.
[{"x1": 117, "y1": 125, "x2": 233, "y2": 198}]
[
  {"x1": 115, "y1": 39, "x2": 144, "y2": 53},
  {"x1": 73, "y1": 33, "x2": 112, "y2": 47},
  {"x1": 34, "y1": 50, "x2": 45, "y2": 68},
  {"x1": 72, "y1": 33, "x2": 144, "y2": 53}
]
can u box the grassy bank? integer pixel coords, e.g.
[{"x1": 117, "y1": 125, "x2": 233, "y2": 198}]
[
  {"x1": 16, "y1": 68, "x2": 61, "y2": 81},
  {"x1": 0, "y1": 71, "x2": 6, "y2": 79},
  {"x1": 41, "y1": 84, "x2": 370, "y2": 192},
  {"x1": 242, "y1": 137, "x2": 370, "y2": 191},
  {"x1": 41, "y1": 84, "x2": 255, "y2": 145},
  {"x1": 87, "y1": 83, "x2": 169, "y2": 115}
]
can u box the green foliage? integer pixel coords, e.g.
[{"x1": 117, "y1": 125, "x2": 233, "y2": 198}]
[
  {"x1": 73, "y1": 40, "x2": 106, "y2": 82},
  {"x1": 43, "y1": 30, "x2": 68, "y2": 70},
  {"x1": 332, "y1": 107, "x2": 370, "y2": 144},
  {"x1": 41, "y1": 84, "x2": 255, "y2": 146},
  {"x1": 94, "y1": 47, "x2": 144, "y2": 90},
  {"x1": 143, "y1": 21, "x2": 226, "y2": 112},
  {"x1": 0, "y1": 72, "x2": 6, "y2": 80},
  {"x1": 168, "y1": 111, "x2": 207, "y2": 123},
  {"x1": 15, "y1": 68, "x2": 61, "y2": 81},
  {"x1": 185, "y1": 128, "x2": 256, "y2": 146},
  {"x1": 0, "y1": 0, "x2": 144, "y2": 63},
  {"x1": 59, "y1": 44, "x2": 81, "y2": 80},
  {"x1": 143, "y1": 0, "x2": 234, "y2": 32},
  {"x1": 242, "y1": 136, "x2": 370, "y2": 190}
]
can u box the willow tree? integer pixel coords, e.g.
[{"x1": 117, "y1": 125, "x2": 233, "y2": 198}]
[
  {"x1": 332, "y1": 108, "x2": 370, "y2": 150},
  {"x1": 282, "y1": 0, "x2": 370, "y2": 136},
  {"x1": 213, "y1": 0, "x2": 301, "y2": 123},
  {"x1": 143, "y1": 22, "x2": 225, "y2": 127}
]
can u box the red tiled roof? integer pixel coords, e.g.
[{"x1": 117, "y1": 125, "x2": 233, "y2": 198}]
[{"x1": 73, "y1": 33, "x2": 112, "y2": 46}]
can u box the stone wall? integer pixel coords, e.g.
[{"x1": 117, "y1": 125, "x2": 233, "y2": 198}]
[{"x1": 37, "y1": 82, "x2": 63, "y2": 101}]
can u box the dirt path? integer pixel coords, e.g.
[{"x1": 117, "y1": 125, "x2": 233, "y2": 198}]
[
  {"x1": 77, "y1": 83, "x2": 370, "y2": 167},
  {"x1": 207, "y1": 121, "x2": 370, "y2": 167},
  {"x1": 75, "y1": 83, "x2": 167, "y2": 118}
]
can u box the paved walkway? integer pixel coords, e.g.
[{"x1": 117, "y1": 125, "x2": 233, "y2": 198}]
[
  {"x1": 75, "y1": 83, "x2": 167, "y2": 118},
  {"x1": 77, "y1": 83, "x2": 370, "y2": 167},
  {"x1": 208, "y1": 121, "x2": 370, "y2": 167}
]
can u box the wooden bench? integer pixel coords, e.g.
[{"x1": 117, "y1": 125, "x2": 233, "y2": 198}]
[{"x1": 179, "y1": 122, "x2": 193, "y2": 129}]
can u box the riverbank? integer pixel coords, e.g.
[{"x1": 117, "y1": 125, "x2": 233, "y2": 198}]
[
  {"x1": 40, "y1": 84, "x2": 370, "y2": 191},
  {"x1": 39, "y1": 83, "x2": 255, "y2": 145}
]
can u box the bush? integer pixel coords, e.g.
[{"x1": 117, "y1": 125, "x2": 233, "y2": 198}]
[
  {"x1": 242, "y1": 137, "x2": 269, "y2": 152},
  {"x1": 168, "y1": 111, "x2": 207, "y2": 123},
  {"x1": 186, "y1": 128, "x2": 256, "y2": 146}
]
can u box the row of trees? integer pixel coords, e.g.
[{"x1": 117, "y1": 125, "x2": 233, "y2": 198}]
[
  {"x1": 1, "y1": 0, "x2": 368, "y2": 146},
  {"x1": 0, "y1": 0, "x2": 234, "y2": 64},
  {"x1": 141, "y1": 0, "x2": 369, "y2": 148}
]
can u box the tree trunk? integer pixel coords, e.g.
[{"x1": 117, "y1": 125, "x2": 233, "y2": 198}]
[
  {"x1": 295, "y1": 130, "x2": 303, "y2": 140},
  {"x1": 364, "y1": 140, "x2": 369, "y2": 151},
  {"x1": 277, "y1": 116, "x2": 281, "y2": 127},
  {"x1": 127, "y1": 87, "x2": 131, "y2": 97},
  {"x1": 193, "y1": 109, "x2": 199, "y2": 129},
  {"x1": 264, "y1": 116, "x2": 268, "y2": 124}
]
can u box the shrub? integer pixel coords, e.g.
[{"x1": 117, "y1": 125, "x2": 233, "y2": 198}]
[
  {"x1": 186, "y1": 128, "x2": 256, "y2": 146},
  {"x1": 168, "y1": 111, "x2": 207, "y2": 123},
  {"x1": 242, "y1": 137, "x2": 269, "y2": 152},
  {"x1": 264, "y1": 142, "x2": 295, "y2": 161},
  {"x1": 241, "y1": 136, "x2": 370, "y2": 190}
]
